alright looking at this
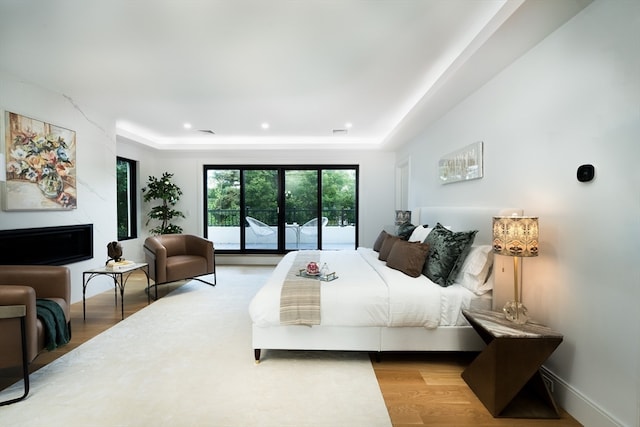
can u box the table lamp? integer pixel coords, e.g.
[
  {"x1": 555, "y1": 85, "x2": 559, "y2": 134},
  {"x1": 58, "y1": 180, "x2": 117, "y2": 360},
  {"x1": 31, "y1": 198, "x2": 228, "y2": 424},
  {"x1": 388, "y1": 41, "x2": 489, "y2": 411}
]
[
  {"x1": 395, "y1": 210, "x2": 412, "y2": 235},
  {"x1": 395, "y1": 210, "x2": 411, "y2": 226},
  {"x1": 492, "y1": 215, "x2": 539, "y2": 324}
]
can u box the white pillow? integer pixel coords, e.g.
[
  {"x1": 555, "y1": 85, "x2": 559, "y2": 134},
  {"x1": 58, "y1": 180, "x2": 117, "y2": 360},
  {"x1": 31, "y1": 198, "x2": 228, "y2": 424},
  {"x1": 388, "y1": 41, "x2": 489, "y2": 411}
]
[
  {"x1": 476, "y1": 266, "x2": 494, "y2": 296},
  {"x1": 455, "y1": 245, "x2": 494, "y2": 294},
  {"x1": 408, "y1": 225, "x2": 451, "y2": 242},
  {"x1": 408, "y1": 225, "x2": 432, "y2": 242}
]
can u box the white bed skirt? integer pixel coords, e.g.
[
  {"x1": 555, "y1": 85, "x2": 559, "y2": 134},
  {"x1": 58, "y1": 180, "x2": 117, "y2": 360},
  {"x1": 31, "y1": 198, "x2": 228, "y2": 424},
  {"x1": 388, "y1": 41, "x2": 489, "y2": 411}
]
[{"x1": 252, "y1": 324, "x2": 485, "y2": 360}]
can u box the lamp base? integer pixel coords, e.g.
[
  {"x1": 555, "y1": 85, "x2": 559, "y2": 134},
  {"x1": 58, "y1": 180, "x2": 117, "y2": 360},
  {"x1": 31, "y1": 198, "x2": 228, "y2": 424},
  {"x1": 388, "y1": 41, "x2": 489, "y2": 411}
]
[{"x1": 503, "y1": 301, "x2": 529, "y2": 324}]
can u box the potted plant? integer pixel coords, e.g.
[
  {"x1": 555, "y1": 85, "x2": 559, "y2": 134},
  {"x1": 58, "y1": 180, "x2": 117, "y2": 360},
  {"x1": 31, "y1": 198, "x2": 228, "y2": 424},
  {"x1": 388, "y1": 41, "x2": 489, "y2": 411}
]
[{"x1": 142, "y1": 172, "x2": 185, "y2": 235}]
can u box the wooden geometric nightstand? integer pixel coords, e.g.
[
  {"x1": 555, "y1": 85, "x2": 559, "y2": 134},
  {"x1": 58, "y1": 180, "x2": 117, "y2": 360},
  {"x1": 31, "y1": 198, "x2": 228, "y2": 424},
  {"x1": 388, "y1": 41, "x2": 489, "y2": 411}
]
[{"x1": 461, "y1": 309, "x2": 563, "y2": 418}]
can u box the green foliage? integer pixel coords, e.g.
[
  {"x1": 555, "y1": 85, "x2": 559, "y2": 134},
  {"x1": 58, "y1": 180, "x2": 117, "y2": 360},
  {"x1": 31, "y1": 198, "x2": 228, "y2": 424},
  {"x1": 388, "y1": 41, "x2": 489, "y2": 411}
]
[
  {"x1": 206, "y1": 168, "x2": 357, "y2": 226},
  {"x1": 207, "y1": 170, "x2": 240, "y2": 210},
  {"x1": 244, "y1": 170, "x2": 278, "y2": 215},
  {"x1": 116, "y1": 160, "x2": 130, "y2": 239},
  {"x1": 142, "y1": 172, "x2": 185, "y2": 235}
]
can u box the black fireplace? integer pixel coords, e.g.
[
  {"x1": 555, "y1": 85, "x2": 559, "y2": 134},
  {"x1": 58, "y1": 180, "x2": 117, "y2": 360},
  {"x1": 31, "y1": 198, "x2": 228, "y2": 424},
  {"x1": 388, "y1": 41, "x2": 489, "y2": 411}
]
[{"x1": 0, "y1": 224, "x2": 93, "y2": 265}]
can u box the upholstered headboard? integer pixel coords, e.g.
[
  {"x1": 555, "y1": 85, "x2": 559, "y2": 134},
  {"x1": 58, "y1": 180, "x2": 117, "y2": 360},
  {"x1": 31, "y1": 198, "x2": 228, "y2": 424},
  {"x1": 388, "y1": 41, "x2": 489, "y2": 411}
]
[{"x1": 411, "y1": 207, "x2": 523, "y2": 246}]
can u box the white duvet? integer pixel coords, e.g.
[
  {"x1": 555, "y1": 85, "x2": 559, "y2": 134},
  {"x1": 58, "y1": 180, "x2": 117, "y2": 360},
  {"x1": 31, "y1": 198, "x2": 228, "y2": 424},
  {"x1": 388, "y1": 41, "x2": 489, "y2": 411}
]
[{"x1": 248, "y1": 248, "x2": 478, "y2": 329}]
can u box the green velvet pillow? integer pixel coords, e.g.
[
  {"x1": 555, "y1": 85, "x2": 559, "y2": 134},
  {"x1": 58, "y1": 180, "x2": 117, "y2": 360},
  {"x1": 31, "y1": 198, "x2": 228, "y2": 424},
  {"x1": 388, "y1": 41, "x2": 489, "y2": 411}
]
[{"x1": 422, "y1": 223, "x2": 478, "y2": 287}]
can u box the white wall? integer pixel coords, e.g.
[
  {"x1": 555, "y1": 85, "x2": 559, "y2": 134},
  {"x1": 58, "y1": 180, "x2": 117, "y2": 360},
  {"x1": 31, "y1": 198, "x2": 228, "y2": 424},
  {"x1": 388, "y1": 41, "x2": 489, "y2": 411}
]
[
  {"x1": 117, "y1": 138, "x2": 396, "y2": 263},
  {"x1": 396, "y1": 1, "x2": 639, "y2": 426},
  {"x1": 0, "y1": 70, "x2": 119, "y2": 302}
]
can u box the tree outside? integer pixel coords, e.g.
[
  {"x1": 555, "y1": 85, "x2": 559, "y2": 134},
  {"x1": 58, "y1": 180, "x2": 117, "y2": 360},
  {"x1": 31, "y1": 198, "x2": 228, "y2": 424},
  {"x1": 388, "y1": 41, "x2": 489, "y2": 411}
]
[{"x1": 206, "y1": 168, "x2": 356, "y2": 227}]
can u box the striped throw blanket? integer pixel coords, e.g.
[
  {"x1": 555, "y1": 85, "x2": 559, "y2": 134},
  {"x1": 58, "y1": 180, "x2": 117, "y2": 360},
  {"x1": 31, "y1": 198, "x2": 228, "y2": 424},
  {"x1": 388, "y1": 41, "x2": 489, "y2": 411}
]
[{"x1": 280, "y1": 251, "x2": 321, "y2": 326}]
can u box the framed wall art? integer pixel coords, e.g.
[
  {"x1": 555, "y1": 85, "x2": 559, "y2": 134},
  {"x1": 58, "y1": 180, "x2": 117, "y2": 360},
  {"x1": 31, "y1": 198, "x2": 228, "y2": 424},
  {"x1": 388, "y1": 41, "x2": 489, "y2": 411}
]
[
  {"x1": 3, "y1": 111, "x2": 77, "y2": 210},
  {"x1": 439, "y1": 141, "x2": 483, "y2": 184}
]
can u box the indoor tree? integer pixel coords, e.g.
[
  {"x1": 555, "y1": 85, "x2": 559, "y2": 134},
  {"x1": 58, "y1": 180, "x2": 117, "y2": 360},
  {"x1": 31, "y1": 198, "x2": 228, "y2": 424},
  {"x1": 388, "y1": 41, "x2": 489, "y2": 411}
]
[{"x1": 142, "y1": 172, "x2": 185, "y2": 235}]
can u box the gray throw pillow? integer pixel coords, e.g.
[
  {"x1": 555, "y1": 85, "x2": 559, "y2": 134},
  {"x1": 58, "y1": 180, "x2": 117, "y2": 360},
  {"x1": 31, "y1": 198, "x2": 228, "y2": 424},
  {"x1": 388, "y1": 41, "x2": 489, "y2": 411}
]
[
  {"x1": 423, "y1": 223, "x2": 478, "y2": 287},
  {"x1": 396, "y1": 223, "x2": 417, "y2": 240}
]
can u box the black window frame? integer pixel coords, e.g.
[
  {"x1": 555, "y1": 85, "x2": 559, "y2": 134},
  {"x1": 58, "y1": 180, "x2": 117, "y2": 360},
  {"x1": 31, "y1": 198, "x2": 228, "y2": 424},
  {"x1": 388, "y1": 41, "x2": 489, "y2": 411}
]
[
  {"x1": 116, "y1": 156, "x2": 138, "y2": 241},
  {"x1": 203, "y1": 164, "x2": 359, "y2": 254}
]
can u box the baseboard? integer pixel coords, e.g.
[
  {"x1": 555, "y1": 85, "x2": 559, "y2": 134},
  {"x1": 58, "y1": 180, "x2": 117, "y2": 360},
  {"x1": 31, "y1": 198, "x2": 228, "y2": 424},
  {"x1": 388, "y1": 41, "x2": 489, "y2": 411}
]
[{"x1": 541, "y1": 367, "x2": 623, "y2": 427}]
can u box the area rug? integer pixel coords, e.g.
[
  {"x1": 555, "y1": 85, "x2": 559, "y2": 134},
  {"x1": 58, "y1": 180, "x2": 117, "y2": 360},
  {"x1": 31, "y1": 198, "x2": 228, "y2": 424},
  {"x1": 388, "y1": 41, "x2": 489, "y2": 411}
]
[{"x1": 0, "y1": 267, "x2": 391, "y2": 427}]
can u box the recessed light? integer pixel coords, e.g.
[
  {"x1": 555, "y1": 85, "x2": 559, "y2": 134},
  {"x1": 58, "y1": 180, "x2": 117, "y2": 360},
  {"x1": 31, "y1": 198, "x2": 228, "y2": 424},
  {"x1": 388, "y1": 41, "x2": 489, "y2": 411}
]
[
  {"x1": 261, "y1": 122, "x2": 270, "y2": 130},
  {"x1": 345, "y1": 122, "x2": 353, "y2": 129},
  {"x1": 183, "y1": 123, "x2": 192, "y2": 129}
]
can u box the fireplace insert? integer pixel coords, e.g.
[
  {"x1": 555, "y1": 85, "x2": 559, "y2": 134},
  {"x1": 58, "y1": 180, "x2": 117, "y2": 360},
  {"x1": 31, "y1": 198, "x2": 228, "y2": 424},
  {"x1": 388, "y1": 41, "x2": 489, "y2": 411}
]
[{"x1": 0, "y1": 224, "x2": 93, "y2": 265}]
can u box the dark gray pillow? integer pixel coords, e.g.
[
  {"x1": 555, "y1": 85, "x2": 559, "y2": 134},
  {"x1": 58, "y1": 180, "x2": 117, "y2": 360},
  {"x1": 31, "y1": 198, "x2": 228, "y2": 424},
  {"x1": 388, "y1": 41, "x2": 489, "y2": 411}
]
[
  {"x1": 423, "y1": 223, "x2": 478, "y2": 287},
  {"x1": 386, "y1": 240, "x2": 430, "y2": 277},
  {"x1": 396, "y1": 223, "x2": 417, "y2": 241}
]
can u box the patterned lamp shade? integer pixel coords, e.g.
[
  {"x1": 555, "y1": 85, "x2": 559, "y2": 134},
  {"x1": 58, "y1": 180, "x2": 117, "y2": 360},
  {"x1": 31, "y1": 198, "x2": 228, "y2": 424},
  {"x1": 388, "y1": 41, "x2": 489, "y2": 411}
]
[
  {"x1": 395, "y1": 210, "x2": 412, "y2": 226},
  {"x1": 492, "y1": 216, "x2": 539, "y2": 257}
]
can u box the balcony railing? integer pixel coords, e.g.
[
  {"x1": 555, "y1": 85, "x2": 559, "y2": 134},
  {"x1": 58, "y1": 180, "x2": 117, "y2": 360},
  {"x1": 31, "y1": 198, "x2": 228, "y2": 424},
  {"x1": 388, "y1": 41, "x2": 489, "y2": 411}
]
[{"x1": 207, "y1": 208, "x2": 355, "y2": 227}]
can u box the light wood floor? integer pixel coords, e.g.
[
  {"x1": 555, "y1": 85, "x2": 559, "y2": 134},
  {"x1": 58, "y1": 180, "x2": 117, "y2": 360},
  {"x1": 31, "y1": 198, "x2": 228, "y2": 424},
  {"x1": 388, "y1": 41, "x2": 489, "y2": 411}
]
[{"x1": 1, "y1": 266, "x2": 581, "y2": 426}]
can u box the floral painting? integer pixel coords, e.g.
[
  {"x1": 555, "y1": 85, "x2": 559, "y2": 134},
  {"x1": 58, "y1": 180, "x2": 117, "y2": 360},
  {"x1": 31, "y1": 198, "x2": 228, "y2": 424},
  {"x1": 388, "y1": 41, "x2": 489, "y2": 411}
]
[{"x1": 3, "y1": 111, "x2": 76, "y2": 210}]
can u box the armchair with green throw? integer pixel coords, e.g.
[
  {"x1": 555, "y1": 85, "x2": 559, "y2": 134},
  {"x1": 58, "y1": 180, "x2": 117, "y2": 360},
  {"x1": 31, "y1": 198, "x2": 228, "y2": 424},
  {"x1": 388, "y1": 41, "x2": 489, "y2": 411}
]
[
  {"x1": 0, "y1": 265, "x2": 71, "y2": 405},
  {"x1": 143, "y1": 234, "x2": 216, "y2": 298}
]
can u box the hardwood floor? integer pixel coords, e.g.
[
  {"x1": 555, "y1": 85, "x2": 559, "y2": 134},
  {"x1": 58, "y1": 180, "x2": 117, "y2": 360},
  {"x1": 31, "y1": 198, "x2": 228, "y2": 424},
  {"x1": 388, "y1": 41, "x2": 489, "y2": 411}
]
[
  {"x1": 1, "y1": 267, "x2": 581, "y2": 426},
  {"x1": 372, "y1": 352, "x2": 581, "y2": 426}
]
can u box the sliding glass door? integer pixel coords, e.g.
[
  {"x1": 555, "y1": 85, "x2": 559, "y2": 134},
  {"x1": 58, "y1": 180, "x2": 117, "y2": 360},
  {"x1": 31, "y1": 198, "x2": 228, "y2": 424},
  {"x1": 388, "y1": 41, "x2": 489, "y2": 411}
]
[
  {"x1": 321, "y1": 169, "x2": 357, "y2": 250},
  {"x1": 204, "y1": 165, "x2": 358, "y2": 253},
  {"x1": 244, "y1": 169, "x2": 278, "y2": 250},
  {"x1": 284, "y1": 169, "x2": 318, "y2": 250}
]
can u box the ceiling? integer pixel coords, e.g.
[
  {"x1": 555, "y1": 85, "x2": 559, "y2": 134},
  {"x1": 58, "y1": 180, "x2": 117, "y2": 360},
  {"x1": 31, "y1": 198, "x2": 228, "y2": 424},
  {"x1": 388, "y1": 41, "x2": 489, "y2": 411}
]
[{"x1": 0, "y1": 0, "x2": 591, "y2": 150}]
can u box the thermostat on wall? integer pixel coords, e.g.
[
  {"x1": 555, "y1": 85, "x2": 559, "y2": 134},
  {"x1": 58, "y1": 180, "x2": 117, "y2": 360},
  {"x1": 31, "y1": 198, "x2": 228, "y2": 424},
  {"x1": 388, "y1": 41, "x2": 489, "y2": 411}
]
[{"x1": 577, "y1": 164, "x2": 595, "y2": 182}]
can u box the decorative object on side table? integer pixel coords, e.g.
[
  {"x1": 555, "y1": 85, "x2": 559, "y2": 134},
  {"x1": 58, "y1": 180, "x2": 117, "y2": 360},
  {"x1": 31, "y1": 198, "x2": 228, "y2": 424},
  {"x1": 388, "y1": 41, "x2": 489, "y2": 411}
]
[
  {"x1": 492, "y1": 215, "x2": 539, "y2": 324},
  {"x1": 106, "y1": 241, "x2": 123, "y2": 263},
  {"x1": 461, "y1": 309, "x2": 563, "y2": 419}
]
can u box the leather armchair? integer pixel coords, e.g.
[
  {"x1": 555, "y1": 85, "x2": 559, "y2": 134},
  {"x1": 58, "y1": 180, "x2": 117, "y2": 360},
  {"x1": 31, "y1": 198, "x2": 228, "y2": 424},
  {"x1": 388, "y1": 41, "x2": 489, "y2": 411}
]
[
  {"x1": 0, "y1": 265, "x2": 71, "y2": 404},
  {"x1": 143, "y1": 234, "x2": 216, "y2": 294}
]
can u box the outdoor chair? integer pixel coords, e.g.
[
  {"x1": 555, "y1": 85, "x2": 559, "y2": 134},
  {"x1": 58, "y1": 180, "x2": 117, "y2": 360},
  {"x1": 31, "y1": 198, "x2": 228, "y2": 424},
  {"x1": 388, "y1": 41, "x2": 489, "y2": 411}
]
[
  {"x1": 300, "y1": 217, "x2": 329, "y2": 238},
  {"x1": 246, "y1": 217, "x2": 276, "y2": 243}
]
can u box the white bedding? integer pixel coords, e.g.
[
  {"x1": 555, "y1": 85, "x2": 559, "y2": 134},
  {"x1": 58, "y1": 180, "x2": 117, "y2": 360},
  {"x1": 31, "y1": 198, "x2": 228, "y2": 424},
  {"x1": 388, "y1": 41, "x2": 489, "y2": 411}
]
[
  {"x1": 249, "y1": 249, "x2": 389, "y2": 327},
  {"x1": 249, "y1": 248, "x2": 487, "y2": 329}
]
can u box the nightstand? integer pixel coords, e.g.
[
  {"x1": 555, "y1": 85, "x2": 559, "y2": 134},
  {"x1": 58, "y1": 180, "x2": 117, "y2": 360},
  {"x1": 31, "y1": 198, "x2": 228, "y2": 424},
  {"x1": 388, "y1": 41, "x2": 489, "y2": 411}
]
[{"x1": 461, "y1": 309, "x2": 563, "y2": 418}]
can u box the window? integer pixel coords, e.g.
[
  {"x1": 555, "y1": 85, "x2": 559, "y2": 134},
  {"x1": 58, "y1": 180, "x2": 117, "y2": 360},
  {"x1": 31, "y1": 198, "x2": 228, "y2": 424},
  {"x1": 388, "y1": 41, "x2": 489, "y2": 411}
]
[
  {"x1": 116, "y1": 157, "x2": 138, "y2": 240},
  {"x1": 204, "y1": 165, "x2": 358, "y2": 253}
]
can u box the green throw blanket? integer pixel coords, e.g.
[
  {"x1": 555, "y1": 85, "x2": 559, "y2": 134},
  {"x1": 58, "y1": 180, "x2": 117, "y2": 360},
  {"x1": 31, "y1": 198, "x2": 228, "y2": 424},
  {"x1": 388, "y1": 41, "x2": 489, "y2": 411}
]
[{"x1": 36, "y1": 299, "x2": 70, "y2": 351}]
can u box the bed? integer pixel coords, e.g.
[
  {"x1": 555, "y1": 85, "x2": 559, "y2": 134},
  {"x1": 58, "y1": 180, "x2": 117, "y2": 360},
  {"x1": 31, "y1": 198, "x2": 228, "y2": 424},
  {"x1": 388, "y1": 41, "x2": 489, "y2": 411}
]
[{"x1": 249, "y1": 206, "x2": 519, "y2": 361}]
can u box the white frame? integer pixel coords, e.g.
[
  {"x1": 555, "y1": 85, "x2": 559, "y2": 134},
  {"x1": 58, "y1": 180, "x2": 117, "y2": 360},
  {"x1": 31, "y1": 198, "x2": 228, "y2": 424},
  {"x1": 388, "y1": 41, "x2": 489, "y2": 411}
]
[{"x1": 439, "y1": 141, "x2": 483, "y2": 184}]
